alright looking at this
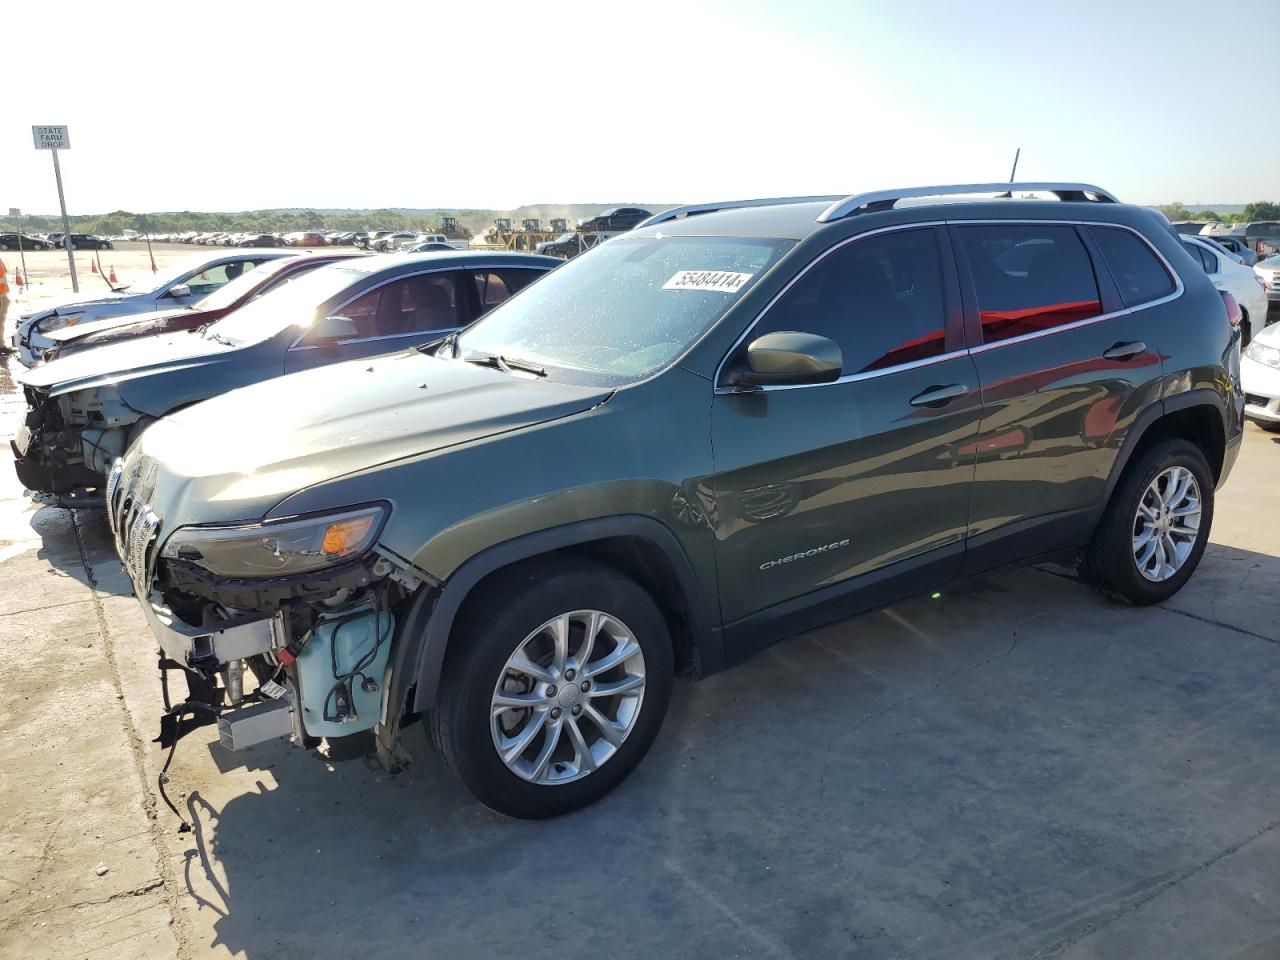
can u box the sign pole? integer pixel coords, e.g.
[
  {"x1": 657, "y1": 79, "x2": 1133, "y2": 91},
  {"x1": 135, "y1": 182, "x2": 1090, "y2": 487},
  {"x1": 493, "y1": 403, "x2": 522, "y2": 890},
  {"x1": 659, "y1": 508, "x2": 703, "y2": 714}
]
[
  {"x1": 15, "y1": 212, "x2": 29, "y2": 285},
  {"x1": 50, "y1": 149, "x2": 78, "y2": 293}
]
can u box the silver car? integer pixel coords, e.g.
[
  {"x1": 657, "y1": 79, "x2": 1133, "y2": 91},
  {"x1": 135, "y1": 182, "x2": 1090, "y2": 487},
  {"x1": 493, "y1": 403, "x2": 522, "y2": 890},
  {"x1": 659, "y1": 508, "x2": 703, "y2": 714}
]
[{"x1": 11, "y1": 249, "x2": 291, "y2": 366}]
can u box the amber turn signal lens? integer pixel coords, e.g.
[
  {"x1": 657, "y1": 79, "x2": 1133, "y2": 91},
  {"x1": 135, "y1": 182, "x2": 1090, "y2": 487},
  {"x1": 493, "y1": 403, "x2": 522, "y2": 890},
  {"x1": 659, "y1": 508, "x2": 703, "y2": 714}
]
[{"x1": 321, "y1": 515, "x2": 376, "y2": 556}]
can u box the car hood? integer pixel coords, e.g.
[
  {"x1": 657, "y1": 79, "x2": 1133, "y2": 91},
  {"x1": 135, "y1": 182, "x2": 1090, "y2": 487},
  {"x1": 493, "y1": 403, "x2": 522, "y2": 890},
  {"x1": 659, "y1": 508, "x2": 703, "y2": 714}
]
[
  {"x1": 46, "y1": 306, "x2": 193, "y2": 343},
  {"x1": 133, "y1": 350, "x2": 612, "y2": 526},
  {"x1": 20, "y1": 289, "x2": 140, "y2": 318},
  {"x1": 18, "y1": 330, "x2": 237, "y2": 395}
]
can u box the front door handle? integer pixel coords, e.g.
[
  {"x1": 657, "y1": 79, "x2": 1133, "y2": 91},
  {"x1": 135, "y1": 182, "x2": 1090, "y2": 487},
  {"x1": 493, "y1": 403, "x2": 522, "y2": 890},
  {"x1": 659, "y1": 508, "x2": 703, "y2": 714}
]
[
  {"x1": 909, "y1": 383, "x2": 970, "y2": 408},
  {"x1": 1102, "y1": 340, "x2": 1146, "y2": 361}
]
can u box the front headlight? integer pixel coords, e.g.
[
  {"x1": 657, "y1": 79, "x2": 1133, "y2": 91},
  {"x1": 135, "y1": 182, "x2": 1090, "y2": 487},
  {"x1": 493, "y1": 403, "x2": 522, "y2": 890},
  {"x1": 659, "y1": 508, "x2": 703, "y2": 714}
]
[
  {"x1": 37, "y1": 312, "x2": 84, "y2": 333},
  {"x1": 161, "y1": 504, "x2": 388, "y2": 579},
  {"x1": 1245, "y1": 342, "x2": 1280, "y2": 369}
]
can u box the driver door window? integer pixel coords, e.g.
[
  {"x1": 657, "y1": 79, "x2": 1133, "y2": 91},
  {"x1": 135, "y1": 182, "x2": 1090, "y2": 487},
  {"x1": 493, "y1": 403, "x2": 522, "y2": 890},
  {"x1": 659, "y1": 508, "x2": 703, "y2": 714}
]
[
  {"x1": 752, "y1": 227, "x2": 949, "y2": 372},
  {"x1": 326, "y1": 272, "x2": 463, "y2": 342},
  {"x1": 182, "y1": 260, "x2": 259, "y2": 296}
]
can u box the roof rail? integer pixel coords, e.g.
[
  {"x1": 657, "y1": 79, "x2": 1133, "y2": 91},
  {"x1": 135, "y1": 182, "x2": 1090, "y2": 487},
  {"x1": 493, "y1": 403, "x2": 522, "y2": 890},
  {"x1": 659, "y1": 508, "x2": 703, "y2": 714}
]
[
  {"x1": 816, "y1": 182, "x2": 1119, "y2": 224},
  {"x1": 638, "y1": 196, "x2": 844, "y2": 229}
]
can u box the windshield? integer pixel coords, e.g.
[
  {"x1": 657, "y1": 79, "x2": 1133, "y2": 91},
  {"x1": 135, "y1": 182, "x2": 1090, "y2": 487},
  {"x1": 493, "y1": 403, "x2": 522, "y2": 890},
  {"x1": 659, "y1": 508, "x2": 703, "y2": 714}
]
[
  {"x1": 205, "y1": 263, "x2": 369, "y2": 344},
  {"x1": 191, "y1": 260, "x2": 286, "y2": 311},
  {"x1": 455, "y1": 235, "x2": 792, "y2": 384}
]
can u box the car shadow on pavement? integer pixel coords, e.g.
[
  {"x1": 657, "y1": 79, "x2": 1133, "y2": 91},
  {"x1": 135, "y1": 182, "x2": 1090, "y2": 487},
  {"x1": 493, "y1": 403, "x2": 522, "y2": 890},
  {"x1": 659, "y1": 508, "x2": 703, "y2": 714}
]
[
  {"x1": 29, "y1": 505, "x2": 136, "y2": 598},
  {"x1": 171, "y1": 553, "x2": 1280, "y2": 960}
]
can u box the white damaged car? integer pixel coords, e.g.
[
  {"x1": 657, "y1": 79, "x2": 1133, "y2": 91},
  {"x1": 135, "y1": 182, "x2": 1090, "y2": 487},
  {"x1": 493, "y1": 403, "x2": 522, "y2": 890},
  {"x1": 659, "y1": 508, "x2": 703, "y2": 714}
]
[{"x1": 1242, "y1": 320, "x2": 1280, "y2": 430}]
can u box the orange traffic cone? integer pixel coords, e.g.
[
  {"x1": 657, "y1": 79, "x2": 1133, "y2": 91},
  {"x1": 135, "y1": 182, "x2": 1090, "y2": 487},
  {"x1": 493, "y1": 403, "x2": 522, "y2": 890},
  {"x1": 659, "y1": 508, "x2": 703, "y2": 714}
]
[
  {"x1": 14, "y1": 271, "x2": 23, "y2": 288},
  {"x1": 108, "y1": 265, "x2": 117, "y2": 284},
  {"x1": 90, "y1": 260, "x2": 98, "y2": 273}
]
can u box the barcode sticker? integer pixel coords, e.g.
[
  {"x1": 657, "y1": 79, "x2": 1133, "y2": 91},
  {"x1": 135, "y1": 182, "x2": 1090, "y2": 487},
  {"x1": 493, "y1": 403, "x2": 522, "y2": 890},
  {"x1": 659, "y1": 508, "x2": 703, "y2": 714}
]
[{"x1": 662, "y1": 270, "x2": 753, "y2": 293}]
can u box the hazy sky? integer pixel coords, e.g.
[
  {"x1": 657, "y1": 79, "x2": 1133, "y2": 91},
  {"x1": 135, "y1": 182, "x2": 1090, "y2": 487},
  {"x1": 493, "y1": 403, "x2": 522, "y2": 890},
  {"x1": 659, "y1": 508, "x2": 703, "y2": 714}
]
[{"x1": 5, "y1": 0, "x2": 1275, "y2": 215}]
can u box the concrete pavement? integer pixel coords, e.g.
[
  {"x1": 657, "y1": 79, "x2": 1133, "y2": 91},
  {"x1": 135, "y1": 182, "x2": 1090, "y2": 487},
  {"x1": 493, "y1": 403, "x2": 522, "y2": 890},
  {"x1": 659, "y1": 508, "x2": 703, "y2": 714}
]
[{"x1": 1, "y1": 345, "x2": 1278, "y2": 957}]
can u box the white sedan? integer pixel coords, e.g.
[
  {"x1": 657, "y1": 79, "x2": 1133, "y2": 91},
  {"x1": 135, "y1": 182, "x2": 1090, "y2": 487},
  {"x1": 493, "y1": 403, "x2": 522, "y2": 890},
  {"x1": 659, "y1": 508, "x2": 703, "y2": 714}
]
[
  {"x1": 1181, "y1": 236, "x2": 1269, "y2": 346},
  {"x1": 1242, "y1": 321, "x2": 1280, "y2": 429}
]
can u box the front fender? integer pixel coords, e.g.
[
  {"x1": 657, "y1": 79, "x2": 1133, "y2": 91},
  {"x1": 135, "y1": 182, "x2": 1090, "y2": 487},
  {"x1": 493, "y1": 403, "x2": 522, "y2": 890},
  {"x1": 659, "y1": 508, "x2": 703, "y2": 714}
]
[{"x1": 387, "y1": 514, "x2": 715, "y2": 721}]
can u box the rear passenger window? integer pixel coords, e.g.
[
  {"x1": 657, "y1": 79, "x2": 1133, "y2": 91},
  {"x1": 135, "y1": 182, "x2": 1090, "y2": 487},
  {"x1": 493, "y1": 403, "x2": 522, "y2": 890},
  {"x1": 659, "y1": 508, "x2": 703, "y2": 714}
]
[
  {"x1": 1182, "y1": 242, "x2": 1217, "y2": 275},
  {"x1": 753, "y1": 228, "x2": 948, "y2": 374},
  {"x1": 960, "y1": 225, "x2": 1102, "y2": 344},
  {"x1": 1089, "y1": 226, "x2": 1175, "y2": 307}
]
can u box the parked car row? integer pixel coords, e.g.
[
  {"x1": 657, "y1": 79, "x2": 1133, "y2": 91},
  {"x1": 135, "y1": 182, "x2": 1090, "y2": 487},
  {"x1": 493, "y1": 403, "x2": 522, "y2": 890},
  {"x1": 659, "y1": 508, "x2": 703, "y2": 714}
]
[
  {"x1": 1171, "y1": 220, "x2": 1280, "y2": 261},
  {"x1": 6, "y1": 232, "x2": 115, "y2": 250},
  {"x1": 7, "y1": 184, "x2": 1253, "y2": 821},
  {"x1": 0, "y1": 233, "x2": 54, "y2": 251},
  {"x1": 144, "y1": 229, "x2": 470, "y2": 249}
]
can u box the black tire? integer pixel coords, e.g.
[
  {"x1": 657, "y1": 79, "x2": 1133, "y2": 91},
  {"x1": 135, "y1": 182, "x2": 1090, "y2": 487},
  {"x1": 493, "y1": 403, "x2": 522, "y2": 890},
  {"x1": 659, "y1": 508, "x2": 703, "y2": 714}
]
[
  {"x1": 428, "y1": 557, "x2": 673, "y2": 819},
  {"x1": 1080, "y1": 438, "x2": 1214, "y2": 605}
]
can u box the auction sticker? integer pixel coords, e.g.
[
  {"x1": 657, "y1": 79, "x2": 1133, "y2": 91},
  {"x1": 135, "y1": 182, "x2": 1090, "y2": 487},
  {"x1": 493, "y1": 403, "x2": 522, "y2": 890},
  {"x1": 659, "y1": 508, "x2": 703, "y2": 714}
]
[{"x1": 662, "y1": 270, "x2": 753, "y2": 293}]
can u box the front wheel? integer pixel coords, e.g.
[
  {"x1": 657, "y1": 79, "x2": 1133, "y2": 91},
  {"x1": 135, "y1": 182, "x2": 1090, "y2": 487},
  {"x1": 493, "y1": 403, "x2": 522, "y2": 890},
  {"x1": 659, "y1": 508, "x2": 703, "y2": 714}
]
[
  {"x1": 1080, "y1": 439, "x2": 1214, "y2": 605},
  {"x1": 428, "y1": 559, "x2": 673, "y2": 819}
]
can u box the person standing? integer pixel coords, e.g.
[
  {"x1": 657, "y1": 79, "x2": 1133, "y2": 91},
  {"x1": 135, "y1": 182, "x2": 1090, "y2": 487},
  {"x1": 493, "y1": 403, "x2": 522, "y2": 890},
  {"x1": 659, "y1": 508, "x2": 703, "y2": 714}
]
[{"x1": 0, "y1": 257, "x2": 10, "y2": 349}]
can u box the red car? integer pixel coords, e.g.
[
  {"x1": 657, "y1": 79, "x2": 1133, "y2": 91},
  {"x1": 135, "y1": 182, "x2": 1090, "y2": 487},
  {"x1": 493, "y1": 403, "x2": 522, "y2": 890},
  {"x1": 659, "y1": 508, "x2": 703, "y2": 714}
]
[
  {"x1": 44, "y1": 253, "x2": 363, "y2": 360},
  {"x1": 297, "y1": 232, "x2": 330, "y2": 247}
]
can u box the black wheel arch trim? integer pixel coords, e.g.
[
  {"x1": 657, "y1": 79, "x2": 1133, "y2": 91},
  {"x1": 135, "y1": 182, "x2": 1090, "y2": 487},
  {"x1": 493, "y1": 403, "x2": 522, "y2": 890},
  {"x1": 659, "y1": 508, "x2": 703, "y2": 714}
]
[
  {"x1": 1098, "y1": 388, "x2": 1229, "y2": 515},
  {"x1": 391, "y1": 515, "x2": 716, "y2": 721}
]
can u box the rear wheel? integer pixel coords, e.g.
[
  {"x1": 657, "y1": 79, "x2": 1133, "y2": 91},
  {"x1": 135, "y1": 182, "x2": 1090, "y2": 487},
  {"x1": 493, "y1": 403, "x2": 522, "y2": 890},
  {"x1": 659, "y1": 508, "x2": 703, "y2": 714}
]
[
  {"x1": 429, "y1": 558, "x2": 673, "y2": 819},
  {"x1": 1081, "y1": 439, "x2": 1214, "y2": 604}
]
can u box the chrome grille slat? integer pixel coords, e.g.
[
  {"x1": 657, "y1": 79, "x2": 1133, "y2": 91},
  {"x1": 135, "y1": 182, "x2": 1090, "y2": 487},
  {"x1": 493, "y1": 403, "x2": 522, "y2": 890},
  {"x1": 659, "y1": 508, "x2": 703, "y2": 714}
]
[{"x1": 110, "y1": 456, "x2": 162, "y2": 595}]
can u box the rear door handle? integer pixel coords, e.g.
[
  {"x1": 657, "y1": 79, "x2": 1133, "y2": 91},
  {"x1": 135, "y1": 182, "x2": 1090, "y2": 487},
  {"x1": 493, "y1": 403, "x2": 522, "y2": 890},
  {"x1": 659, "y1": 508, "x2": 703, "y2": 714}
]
[
  {"x1": 909, "y1": 383, "x2": 970, "y2": 408},
  {"x1": 1102, "y1": 340, "x2": 1146, "y2": 361}
]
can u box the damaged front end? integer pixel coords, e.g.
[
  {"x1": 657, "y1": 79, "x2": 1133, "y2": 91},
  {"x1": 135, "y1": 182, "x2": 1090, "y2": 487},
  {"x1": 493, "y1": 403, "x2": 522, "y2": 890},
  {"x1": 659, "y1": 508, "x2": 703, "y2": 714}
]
[
  {"x1": 107, "y1": 459, "x2": 432, "y2": 774},
  {"x1": 11, "y1": 383, "x2": 142, "y2": 503}
]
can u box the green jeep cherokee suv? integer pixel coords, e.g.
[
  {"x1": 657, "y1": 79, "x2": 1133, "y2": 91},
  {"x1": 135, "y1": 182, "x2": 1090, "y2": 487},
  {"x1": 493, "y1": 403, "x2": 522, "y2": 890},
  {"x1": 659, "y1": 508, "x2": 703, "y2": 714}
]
[{"x1": 110, "y1": 183, "x2": 1243, "y2": 819}]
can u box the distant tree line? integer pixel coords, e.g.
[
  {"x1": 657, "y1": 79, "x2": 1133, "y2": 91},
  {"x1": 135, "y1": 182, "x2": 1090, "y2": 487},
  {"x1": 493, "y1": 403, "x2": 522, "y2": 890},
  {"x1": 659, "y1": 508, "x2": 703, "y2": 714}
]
[
  {"x1": 1157, "y1": 201, "x2": 1280, "y2": 224},
  {"x1": 0, "y1": 208, "x2": 480, "y2": 236},
  {"x1": 0, "y1": 202, "x2": 677, "y2": 238}
]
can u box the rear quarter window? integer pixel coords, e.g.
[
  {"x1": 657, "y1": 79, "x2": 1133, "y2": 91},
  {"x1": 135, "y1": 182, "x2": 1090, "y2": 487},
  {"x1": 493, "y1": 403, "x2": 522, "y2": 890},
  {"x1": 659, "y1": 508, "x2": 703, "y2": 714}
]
[{"x1": 1088, "y1": 226, "x2": 1176, "y2": 307}]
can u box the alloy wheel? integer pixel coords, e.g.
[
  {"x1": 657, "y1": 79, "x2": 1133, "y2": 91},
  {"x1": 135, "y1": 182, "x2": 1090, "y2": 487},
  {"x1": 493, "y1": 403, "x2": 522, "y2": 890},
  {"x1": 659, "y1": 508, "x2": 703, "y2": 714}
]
[
  {"x1": 1132, "y1": 465, "x2": 1202, "y2": 582},
  {"x1": 490, "y1": 609, "x2": 647, "y2": 785}
]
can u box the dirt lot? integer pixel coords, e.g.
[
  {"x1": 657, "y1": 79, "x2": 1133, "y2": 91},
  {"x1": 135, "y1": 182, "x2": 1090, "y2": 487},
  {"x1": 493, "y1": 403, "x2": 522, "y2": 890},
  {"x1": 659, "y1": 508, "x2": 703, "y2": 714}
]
[{"x1": 1, "y1": 298, "x2": 1279, "y2": 957}]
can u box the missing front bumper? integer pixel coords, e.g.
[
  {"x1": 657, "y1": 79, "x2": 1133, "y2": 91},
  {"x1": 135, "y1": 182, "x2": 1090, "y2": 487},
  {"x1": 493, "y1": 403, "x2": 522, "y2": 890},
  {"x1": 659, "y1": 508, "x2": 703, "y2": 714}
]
[{"x1": 137, "y1": 592, "x2": 285, "y2": 668}]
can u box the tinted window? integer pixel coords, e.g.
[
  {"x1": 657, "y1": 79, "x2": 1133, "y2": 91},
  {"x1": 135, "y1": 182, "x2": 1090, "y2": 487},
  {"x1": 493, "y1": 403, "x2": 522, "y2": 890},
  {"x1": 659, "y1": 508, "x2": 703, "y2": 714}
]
[
  {"x1": 472, "y1": 269, "x2": 542, "y2": 315},
  {"x1": 754, "y1": 227, "x2": 947, "y2": 373},
  {"x1": 333, "y1": 273, "x2": 460, "y2": 339},
  {"x1": 960, "y1": 225, "x2": 1102, "y2": 344},
  {"x1": 1089, "y1": 226, "x2": 1175, "y2": 307},
  {"x1": 1182, "y1": 242, "x2": 1217, "y2": 274}
]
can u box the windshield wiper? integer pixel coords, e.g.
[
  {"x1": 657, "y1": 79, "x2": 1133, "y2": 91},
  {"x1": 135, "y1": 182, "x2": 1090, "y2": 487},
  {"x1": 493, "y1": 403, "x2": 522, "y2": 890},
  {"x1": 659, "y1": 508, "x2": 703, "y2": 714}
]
[
  {"x1": 204, "y1": 329, "x2": 236, "y2": 346},
  {"x1": 462, "y1": 351, "x2": 547, "y2": 377},
  {"x1": 421, "y1": 331, "x2": 458, "y2": 357}
]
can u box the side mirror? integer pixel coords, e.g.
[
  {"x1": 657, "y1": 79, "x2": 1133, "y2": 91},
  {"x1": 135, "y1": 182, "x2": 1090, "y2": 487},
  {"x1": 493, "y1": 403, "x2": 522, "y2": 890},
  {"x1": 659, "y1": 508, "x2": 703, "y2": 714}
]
[
  {"x1": 730, "y1": 331, "x2": 842, "y2": 388},
  {"x1": 166, "y1": 283, "x2": 192, "y2": 299},
  {"x1": 308, "y1": 315, "x2": 359, "y2": 343}
]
